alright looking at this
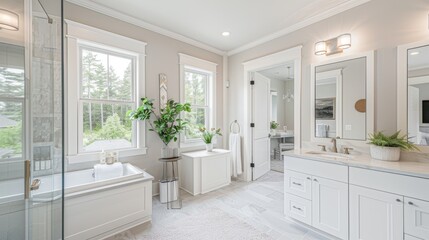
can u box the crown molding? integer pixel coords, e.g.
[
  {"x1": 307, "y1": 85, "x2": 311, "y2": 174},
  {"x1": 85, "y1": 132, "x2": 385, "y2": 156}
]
[
  {"x1": 227, "y1": 0, "x2": 372, "y2": 56},
  {"x1": 66, "y1": 0, "x2": 227, "y2": 56},
  {"x1": 66, "y1": 0, "x2": 371, "y2": 57}
]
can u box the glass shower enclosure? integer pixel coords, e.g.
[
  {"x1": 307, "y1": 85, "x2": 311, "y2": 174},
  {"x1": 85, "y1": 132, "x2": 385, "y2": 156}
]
[{"x1": 0, "y1": 0, "x2": 64, "y2": 239}]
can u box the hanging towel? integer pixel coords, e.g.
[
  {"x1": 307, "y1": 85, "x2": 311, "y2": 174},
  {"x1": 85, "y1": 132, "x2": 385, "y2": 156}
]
[
  {"x1": 94, "y1": 162, "x2": 123, "y2": 181},
  {"x1": 316, "y1": 124, "x2": 329, "y2": 138},
  {"x1": 229, "y1": 133, "x2": 242, "y2": 177}
]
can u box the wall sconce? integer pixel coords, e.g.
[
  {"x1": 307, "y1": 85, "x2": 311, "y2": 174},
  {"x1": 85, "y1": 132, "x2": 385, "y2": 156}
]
[
  {"x1": 0, "y1": 9, "x2": 19, "y2": 31},
  {"x1": 314, "y1": 33, "x2": 352, "y2": 56}
]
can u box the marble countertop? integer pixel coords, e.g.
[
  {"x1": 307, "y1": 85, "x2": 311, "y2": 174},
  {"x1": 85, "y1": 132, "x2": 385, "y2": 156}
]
[{"x1": 283, "y1": 149, "x2": 429, "y2": 179}]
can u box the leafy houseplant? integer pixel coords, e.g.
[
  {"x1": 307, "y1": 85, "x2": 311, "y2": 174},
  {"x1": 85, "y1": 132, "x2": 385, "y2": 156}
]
[
  {"x1": 199, "y1": 127, "x2": 222, "y2": 152},
  {"x1": 270, "y1": 121, "x2": 279, "y2": 130},
  {"x1": 368, "y1": 131, "x2": 418, "y2": 161},
  {"x1": 129, "y1": 98, "x2": 191, "y2": 158}
]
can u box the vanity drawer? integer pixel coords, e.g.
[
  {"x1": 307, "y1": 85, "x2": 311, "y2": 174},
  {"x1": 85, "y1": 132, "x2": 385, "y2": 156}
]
[
  {"x1": 285, "y1": 193, "x2": 312, "y2": 226},
  {"x1": 284, "y1": 156, "x2": 348, "y2": 183},
  {"x1": 405, "y1": 197, "x2": 429, "y2": 240},
  {"x1": 349, "y1": 167, "x2": 429, "y2": 200},
  {"x1": 285, "y1": 170, "x2": 312, "y2": 200}
]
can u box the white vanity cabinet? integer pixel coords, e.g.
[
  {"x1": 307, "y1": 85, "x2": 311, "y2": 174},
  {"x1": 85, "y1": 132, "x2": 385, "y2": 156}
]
[
  {"x1": 404, "y1": 197, "x2": 429, "y2": 240},
  {"x1": 349, "y1": 185, "x2": 404, "y2": 240},
  {"x1": 312, "y1": 177, "x2": 348, "y2": 240},
  {"x1": 284, "y1": 156, "x2": 349, "y2": 240},
  {"x1": 179, "y1": 149, "x2": 231, "y2": 195},
  {"x1": 350, "y1": 167, "x2": 429, "y2": 240}
]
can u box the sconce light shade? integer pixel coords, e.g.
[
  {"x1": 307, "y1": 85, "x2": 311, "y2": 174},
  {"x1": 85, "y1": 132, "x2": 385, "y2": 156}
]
[
  {"x1": 315, "y1": 41, "x2": 327, "y2": 55},
  {"x1": 337, "y1": 33, "x2": 351, "y2": 49},
  {"x1": 0, "y1": 9, "x2": 19, "y2": 31}
]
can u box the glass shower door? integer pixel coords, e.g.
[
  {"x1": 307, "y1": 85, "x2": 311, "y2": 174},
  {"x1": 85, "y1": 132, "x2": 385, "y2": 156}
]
[{"x1": 0, "y1": 0, "x2": 64, "y2": 239}]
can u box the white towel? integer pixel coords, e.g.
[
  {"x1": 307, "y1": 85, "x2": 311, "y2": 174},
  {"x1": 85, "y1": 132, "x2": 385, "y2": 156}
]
[
  {"x1": 316, "y1": 124, "x2": 329, "y2": 138},
  {"x1": 229, "y1": 133, "x2": 242, "y2": 177},
  {"x1": 94, "y1": 162, "x2": 123, "y2": 181}
]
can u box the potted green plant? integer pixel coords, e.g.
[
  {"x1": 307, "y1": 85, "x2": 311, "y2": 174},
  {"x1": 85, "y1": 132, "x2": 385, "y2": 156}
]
[
  {"x1": 270, "y1": 121, "x2": 279, "y2": 135},
  {"x1": 199, "y1": 127, "x2": 222, "y2": 152},
  {"x1": 368, "y1": 131, "x2": 418, "y2": 161},
  {"x1": 129, "y1": 98, "x2": 191, "y2": 158}
]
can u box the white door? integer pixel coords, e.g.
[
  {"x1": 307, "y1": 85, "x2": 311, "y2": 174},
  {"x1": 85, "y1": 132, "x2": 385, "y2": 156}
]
[
  {"x1": 350, "y1": 185, "x2": 404, "y2": 240},
  {"x1": 404, "y1": 197, "x2": 429, "y2": 240},
  {"x1": 251, "y1": 72, "x2": 271, "y2": 180},
  {"x1": 312, "y1": 176, "x2": 348, "y2": 240}
]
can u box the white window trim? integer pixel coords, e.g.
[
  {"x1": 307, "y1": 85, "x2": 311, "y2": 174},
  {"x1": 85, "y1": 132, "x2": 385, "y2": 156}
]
[
  {"x1": 179, "y1": 53, "x2": 217, "y2": 150},
  {"x1": 65, "y1": 20, "x2": 147, "y2": 164}
]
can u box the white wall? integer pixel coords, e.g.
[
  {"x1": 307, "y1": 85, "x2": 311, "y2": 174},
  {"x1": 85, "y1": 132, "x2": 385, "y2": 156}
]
[
  {"x1": 227, "y1": 0, "x2": 429, "y2": 147},
  {"x1": 64, "y1": 2, "x2": 224, "y2": 194}
]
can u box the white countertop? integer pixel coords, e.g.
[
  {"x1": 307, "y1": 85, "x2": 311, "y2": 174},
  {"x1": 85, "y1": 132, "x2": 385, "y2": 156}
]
[
  {"x1": 283, "y1": 149, "x2": 429, "y2": 179},
  {"x1": 181, "y1": 149, "x2": 231, "y2": 158}
]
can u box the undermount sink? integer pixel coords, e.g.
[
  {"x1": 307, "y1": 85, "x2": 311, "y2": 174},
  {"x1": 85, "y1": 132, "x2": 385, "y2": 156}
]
[{"x1": 305, "y1": 151, "x2": 352, "y2": 160}]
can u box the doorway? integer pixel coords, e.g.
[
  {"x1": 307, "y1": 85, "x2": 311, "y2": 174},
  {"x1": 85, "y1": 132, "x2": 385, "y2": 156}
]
[
  {"x1": 257, "y1": 63, "x2": 295, "y2": 173},
  {"x1": 242, "y1": 46, "x2": 302, "y2": 181}
]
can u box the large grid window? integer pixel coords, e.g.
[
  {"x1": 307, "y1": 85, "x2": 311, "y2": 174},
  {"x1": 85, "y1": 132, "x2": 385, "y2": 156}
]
[
  {"x1": 79, "y1": 46, "x2": 136, "y2": 152},
  {"x1": 179, "y1": 54, "x2": 216, "y2": 147},
  {"x1": 183, "y1": 68, "x2": 211, "y2": 141},
  {"x1": 67, "y1": 21, "x2": 146, "y2": 163}
]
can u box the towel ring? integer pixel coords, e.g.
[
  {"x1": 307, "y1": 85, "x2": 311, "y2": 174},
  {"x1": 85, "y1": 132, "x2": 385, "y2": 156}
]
[{"x1": 230, "y1": 120, "x2": 240, "y2": 134}]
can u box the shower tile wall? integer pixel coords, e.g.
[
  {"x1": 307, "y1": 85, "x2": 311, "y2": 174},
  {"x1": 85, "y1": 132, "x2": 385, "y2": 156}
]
[{"x1": 31, "y1": 16, "x2": 62, "y2": 177}]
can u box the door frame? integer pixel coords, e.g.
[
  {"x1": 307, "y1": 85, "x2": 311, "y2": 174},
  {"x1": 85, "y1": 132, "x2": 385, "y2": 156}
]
[{"x1": 242, "y1": 46, "x2": 302, "y2": 181}]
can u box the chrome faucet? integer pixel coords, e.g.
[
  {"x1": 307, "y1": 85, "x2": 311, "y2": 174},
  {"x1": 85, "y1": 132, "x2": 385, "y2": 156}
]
[{"x1": 331, "y1": 137, "x2": 340, "y2": 153}]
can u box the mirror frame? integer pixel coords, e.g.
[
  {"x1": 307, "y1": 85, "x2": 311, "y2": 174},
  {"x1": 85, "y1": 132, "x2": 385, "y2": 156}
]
[
  {"x1": 397, "y1": 39, "x2": 429, "y2": 152},
  {"x1": 310, "y1": 51, "x2": 375, "y2": 144}
]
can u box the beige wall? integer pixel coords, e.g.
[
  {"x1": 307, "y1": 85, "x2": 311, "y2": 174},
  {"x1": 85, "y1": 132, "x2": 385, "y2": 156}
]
[
  {"x1": 227, "y1": 0, "x2": 429, "y2": 147},
  {"x1": 64, "y1": 3, "x2": 224, "y2": 194}
]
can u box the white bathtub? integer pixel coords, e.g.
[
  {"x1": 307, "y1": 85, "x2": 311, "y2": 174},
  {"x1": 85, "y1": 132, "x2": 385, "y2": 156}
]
[
  {"x1": 64, "y1": 163, "x2": 153, "y2": 240},
  {"x1": 0, "y1": 163, "x2": 153, "y2": 240}
]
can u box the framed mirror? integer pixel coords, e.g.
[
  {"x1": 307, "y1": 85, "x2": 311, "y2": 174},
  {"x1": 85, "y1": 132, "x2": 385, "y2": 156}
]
[
  {"x1": 398, "y1": 40, "x2": 429, "y2": 149},
  {"x1": 311, "y1": 51, "x2": 374, "y2": 143}
]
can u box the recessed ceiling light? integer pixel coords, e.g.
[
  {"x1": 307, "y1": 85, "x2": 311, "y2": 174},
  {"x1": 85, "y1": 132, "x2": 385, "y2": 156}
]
[
  {"x1": 222, "y1": 32, "x2": 230, "y2": 37},
  {"x1": 410, "y1": 51, "x2": 420, "y2": 56}
]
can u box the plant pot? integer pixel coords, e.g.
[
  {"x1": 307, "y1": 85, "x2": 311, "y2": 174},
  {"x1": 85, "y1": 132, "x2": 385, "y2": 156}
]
[
  {"x1": 370, "y1": 145, "x2": 401, "y2": 161},
  {"x1": 206, "y1": 143, "x2": 213, "y2": 152},
  {"x1": 161, "y1": 146, "x2": 179, "y2": 158}
]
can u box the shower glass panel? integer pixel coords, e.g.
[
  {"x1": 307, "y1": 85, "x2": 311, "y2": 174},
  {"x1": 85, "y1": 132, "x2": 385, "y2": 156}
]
[{"x1": 0, "y1": 0, "x2": 64, "y2": 239}]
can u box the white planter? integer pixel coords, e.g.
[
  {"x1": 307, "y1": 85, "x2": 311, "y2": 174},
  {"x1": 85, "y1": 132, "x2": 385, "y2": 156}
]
[
  {"x1": 160, "y1": 180, "x2": 178, "y2": 203},
  {"x1": 161, "y1": 146, "x2": 179, "y2": 158},
  {"x1": 370, "y1": 145, "x2": 401, "y2": 161},
  {"x1": 206, "y1": 143, "x2": 213, "y2": 152}
]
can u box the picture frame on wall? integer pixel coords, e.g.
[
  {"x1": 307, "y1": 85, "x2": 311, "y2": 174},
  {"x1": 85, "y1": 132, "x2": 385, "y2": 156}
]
[{"x1": 315, "y1": 98, "x2": 336, "y2": 120}]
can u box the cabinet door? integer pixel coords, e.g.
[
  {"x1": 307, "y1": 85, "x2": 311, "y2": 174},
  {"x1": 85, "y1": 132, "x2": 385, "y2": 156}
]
[
  {"x1": 201, "y1": 155, "x2": 231, "y2": 194},
  {"x1": 284, "y1": 170, "x2": 312, "y2": 200},
  {"x1": 312, "y1": 177, "x2": 348, "y2": 240},
  {"x1": 350, "y1": 185, "x2": 403, "y2": 240},
  {"x1": 405, "y1": 197, "x2": 429, "y2": 240}
]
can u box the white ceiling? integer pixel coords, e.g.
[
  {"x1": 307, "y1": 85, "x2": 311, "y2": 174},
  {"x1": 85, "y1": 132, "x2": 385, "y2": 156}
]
[
  {"x1": 68, "y1": 0, "x2": 371, "y2": 55},
  {"x1": 258, "y1": 62, "x2": 295, "y2": 81}
]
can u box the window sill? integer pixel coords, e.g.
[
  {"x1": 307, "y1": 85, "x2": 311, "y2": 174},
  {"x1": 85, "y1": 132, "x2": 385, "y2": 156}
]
[
  {"x1": 67, "y1": 147, "x2": 147, "y2": 164},
  {"x1": 180, "y1": 140, "x2": 219, "y2": 153}
]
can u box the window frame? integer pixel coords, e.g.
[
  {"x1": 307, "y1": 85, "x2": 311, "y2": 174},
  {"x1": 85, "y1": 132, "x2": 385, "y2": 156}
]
[
  {"x1": 0, "y1": 47, "x2": 26, "y2": 162},
  {"x1": 66, "y1": 21, "x2": 147, "y2": 164},
  {"x1": 179, "y1": 53, "x2": 217, "y2": 149}
]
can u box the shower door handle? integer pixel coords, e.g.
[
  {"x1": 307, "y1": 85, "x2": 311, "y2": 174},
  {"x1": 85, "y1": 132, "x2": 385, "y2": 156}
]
[
  {"x1": 24, "y1": 160, "x2": 31, "y2": 199},
  {"x1": 24, "y1": 160, "x2": 41, "y2": 199}
]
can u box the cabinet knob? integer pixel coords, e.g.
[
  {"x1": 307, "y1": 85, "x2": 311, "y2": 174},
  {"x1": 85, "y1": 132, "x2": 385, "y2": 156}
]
[
  {"x1": 292, "y1": 182, "x2": 302, "y2": 186},
  {"x1": 396, "y1": 199, "x2": 402, "y2": 202},
  {"x1": 306, "y1": 177, "x2": 311, "y2": 180},
  {"x1": 408, "y1": 201, "x2": 414, "y2": 205},
  {"x1": 313, "y1": 178, "x2": 318, "y2": 182}
]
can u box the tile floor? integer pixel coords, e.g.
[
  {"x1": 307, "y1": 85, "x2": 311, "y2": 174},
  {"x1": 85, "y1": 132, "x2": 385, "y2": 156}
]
[{"x1": 107, "y1": 171, "x2": 330, "y2": 240}]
